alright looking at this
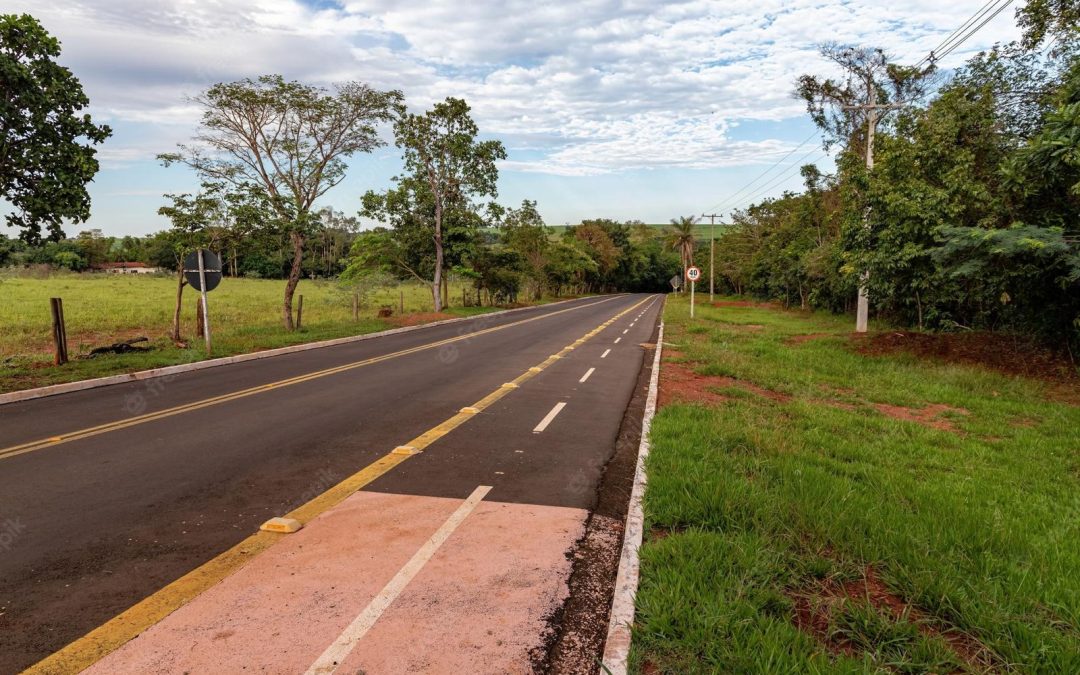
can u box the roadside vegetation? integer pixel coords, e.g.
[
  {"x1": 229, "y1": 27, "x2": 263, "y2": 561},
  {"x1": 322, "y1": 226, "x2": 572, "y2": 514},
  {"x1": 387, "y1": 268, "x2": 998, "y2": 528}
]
[
  {"x1": 631, "y1": 294, "x2": 1080, "y2": 673},
  {"x1": 0, "y1": 273, "x2": 497, "y2": 393},
  {"x1": 711, "y1": 3, "x2": 1079, "y2": 353}
]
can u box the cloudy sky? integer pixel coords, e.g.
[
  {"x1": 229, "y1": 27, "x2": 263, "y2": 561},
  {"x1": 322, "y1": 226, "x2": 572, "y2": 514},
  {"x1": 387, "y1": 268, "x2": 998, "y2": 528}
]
[{"x1": 5, "y1": 0, "x2": 1023, "y2": 236}]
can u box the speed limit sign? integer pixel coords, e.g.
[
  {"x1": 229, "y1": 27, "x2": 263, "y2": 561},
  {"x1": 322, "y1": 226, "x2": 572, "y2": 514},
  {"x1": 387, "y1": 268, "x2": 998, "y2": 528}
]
[{"x1": 686, "y1": 266, "x2": 702, "y2": 318}]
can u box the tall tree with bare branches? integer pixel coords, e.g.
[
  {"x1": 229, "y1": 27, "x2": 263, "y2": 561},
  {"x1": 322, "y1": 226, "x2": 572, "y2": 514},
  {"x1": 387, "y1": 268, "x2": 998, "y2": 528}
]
[{"x1": 160, "y1": 75, "x2": 403, "y2": 329}]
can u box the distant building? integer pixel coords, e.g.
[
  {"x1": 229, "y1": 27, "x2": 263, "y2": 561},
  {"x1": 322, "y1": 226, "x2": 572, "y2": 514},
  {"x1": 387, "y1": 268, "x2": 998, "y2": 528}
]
[{"x1": 90, "y1": 262, "x2": 160, "y2": 274}]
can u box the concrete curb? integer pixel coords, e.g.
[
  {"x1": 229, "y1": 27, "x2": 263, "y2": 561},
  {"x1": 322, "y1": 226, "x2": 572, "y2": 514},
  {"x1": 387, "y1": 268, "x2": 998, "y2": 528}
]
[
  {"x1": 0, "y1": 297, "x2": 594, "y2": 407},
  {"x1": 601, "y1": 318, "x2": 664, "y2": 674}
]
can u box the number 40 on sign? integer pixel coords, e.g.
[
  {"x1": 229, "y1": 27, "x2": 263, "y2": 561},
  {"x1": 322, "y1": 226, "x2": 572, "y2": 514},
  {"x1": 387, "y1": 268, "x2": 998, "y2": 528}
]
[{"x1": 686, "y1": 266, "x2": 701, "y2": 318}]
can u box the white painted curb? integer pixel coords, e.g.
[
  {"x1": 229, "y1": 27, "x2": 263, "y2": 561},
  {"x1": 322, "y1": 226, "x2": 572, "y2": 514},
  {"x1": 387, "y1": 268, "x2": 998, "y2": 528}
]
[
  {"x1": 601, "y1": 316, "x2": 664, "y2": 674},
  {"x1": 0, "y1": 297, "x2": 598, "y2": 407}
]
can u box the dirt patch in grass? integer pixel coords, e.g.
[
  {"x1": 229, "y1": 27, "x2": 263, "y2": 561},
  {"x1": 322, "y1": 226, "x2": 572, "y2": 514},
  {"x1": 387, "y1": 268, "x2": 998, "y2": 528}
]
[
  {"x1": 873, "y1": 402, "x2": 970, "y2": 433},
  {"x1": 659, "y1": 360, "x2": 790, "y2": 407},
  {"x1": 389, "y1": 311, "x2": 457, "y2": 327},
  {"x1": 788, "y1": 566, "x2": 998, "y2": 671},
  {"x1": 786, "y1": 333, "x2": 831, "y2": 345},
  {"x1": 855, "y1": 331, "x2": 1080, "y2": 405}
]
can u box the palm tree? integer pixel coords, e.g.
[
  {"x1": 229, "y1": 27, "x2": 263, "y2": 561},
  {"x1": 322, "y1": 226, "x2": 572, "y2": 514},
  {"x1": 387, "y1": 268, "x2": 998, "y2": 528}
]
[{"x1": 667, "y1": 216, "x2": 697, "y2": 290}]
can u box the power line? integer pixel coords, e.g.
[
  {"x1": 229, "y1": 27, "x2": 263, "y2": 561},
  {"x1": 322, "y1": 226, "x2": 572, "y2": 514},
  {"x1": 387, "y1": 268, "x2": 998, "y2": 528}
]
[
  {"x1": 700, "y1": 1, "x2": 1013, "y2": 219},
  {"x1": 699, "y1": 128, "x2": 820, "y2": 216},
  {"x1": 936, "y1": 0, "x2": 1014, "y2": 61},
  {"x1": 732, "y1": 151, "x2": 829, "y2": 210},
  {"x1": 914, "y1": 0, "x2": 1001, "y2": 68},
  {"x1": 916, "y1": 0, "x2": 1014, "y2": 68}
]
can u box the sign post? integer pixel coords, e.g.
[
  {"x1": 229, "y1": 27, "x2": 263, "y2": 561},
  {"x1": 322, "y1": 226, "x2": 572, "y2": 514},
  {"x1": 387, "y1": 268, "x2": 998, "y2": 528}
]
[
  {"x1": 686, "y1": 266, "x2": 701, "y2": 318},
  {"x1": 197, "y1": 249, "x2": 211, "y2": 353},
  {"x1": 184, "y1": 249, "x2": 223, "y2": 355}
]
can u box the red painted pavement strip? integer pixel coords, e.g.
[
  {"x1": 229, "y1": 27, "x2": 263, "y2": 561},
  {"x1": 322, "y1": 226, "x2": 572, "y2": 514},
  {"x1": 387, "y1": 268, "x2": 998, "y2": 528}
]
[{"x1": 84, "y1": 490, "x2": 587, "y2": 674}]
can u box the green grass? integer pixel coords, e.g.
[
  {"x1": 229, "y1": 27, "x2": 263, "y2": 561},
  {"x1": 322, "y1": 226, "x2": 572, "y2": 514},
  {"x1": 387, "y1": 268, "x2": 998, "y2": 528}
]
[
  {"x1": 0, "y1": 272, "x2": 534, "y2": 393},
  {"x1": 631, "y1": 294, "x2": 1080, "y2": 673}
]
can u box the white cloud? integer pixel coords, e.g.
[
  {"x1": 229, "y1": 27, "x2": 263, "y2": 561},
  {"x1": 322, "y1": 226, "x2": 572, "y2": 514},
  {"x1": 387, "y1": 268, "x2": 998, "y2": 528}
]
[{"x1": 7, "y1": 0, "x2": 1024, "y2": 175}]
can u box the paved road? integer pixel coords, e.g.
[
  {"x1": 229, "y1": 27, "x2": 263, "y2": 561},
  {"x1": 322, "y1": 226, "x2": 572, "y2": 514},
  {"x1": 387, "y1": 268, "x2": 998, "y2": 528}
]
[{"x1": 0, "y1": 293, "x2": 662, "y2": 673}]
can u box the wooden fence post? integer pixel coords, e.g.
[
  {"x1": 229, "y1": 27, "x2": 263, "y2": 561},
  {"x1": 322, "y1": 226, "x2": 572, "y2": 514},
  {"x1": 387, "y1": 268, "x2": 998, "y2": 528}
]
[
  {"x1": 50, "y1": 297, "x2": 69, "y2": 365},
  {"x1": 399, "y1": 290, "x2": 404, "y2": 315},
  {"x1": 352, "y1": 293, "x2": 359, "y2": 321},
  {"x1": 296, "y1": 295, "x2": 304, "y2": 329}
]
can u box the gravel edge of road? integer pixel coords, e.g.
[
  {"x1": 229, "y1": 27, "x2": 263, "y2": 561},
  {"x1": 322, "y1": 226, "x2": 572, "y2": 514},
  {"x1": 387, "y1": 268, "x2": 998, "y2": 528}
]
[{"x1": 535, "y1": 304, "x2": 664, "y2": 674}]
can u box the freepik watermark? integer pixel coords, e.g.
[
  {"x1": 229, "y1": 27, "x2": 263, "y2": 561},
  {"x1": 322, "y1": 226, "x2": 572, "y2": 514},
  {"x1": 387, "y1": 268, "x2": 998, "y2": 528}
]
[{"x1": 0, "y1": 517, "x2": 27, "y2": 553}]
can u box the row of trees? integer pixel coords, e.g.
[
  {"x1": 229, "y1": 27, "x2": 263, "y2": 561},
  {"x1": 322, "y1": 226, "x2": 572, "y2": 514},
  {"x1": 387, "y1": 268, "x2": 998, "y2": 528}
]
[
  {"x1": 345, "y1": 208, "x2": 681, "y2": 304},
  {"x1": 712, "y1": 1, "x2": 1079, "y2": 349}
]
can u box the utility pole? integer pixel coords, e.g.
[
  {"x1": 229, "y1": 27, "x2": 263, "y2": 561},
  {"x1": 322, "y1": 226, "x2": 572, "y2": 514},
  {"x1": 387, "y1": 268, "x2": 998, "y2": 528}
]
[
  {"x1": 844, "y1": 87, "x2": 904, "y2": 333},
  {"x1": 701, "y1": 213, "x2": 721, "y2": 301}
]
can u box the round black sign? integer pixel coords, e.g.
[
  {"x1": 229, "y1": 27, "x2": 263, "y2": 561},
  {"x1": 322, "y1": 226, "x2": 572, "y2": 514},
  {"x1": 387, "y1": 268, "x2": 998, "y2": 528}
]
[{"x1": 183, "y1": 249, "x2": 223, "y2": 292}]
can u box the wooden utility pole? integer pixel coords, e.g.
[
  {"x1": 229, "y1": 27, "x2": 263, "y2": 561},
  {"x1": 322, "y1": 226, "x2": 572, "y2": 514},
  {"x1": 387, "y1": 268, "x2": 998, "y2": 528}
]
[
  {"x1": 844, "y1": 89, "x2": 904, "y2": 333},
  {"x1": 49, "y1": 297, "x2": 69, "y2": 365},
  {"x1": 701, "y1": 213, "x2": 722, "y2": 301}
]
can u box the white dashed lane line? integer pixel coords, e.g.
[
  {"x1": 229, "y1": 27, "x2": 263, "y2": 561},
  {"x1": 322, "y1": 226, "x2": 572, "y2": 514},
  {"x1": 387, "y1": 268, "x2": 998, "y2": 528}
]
[
  {"x1": 533, "y1": 402, "x2": 568, "y2": 433},
  {"x1": 579, "y1": 368, "x2": 596, "y2": 383},
  {"x1": 601, "y1": 349, "x2": 611, "y2": 359},
  {"x1": 614, "y1": 337, "x2": 622, "y2": 344}
]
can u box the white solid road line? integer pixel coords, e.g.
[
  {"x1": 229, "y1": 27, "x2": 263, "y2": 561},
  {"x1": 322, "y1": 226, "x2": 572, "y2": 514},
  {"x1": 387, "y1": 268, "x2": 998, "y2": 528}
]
[
  {"x1": 533, "y1": 402, "x2": 567, "y2": 433},
  {"x1": 305, "y1": 485, "x2": 493, "y2": 675},
  {"x1": 601, "y1": 349, "x2": 611, "y2": 358},
  {"x1": 579, "y1": 367, "x2": 596, "y2": 383},
  {"x1": 614, "y1": 337, "x2": 622, "y2": 344}
]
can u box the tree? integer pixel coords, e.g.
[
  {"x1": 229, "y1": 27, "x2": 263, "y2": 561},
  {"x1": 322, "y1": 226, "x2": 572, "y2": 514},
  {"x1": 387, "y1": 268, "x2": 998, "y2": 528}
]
[
  {"x1": 371, "y1": 97, "x2": 506, "y2": 311},
  {"x1": 797, "y1": 44, "x2": 931, "y2": 328},
  {"x1": 0, "y1": 14, "x2": 111, "y2": 244},
  {"x1": 1016, "y1": 0, "x2": 1080, "y2": 50},
  {"x1": 666, "y1": 216, "x2": 697, "y2": 287},
  {"x1": 501, "y1": 200, "x2": 550, "y2": 301},
  {"x1": 157, "y1": 189, "x2": 224, "y2": 343},
  {"x1": 160, "y1": 75, "x2": 402, "y2": 329}
]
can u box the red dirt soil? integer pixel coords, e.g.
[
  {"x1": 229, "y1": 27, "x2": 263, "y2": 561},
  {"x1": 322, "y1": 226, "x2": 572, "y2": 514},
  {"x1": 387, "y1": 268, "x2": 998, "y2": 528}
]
[
  {"x1": 873, "y1": 402, "x2": 969, "y2": 433},
  {"x1": 789, "y1": 565, "x2": 997, "y2": 671},
  {"x1": 855, "y1": 331, "x2": 1079, "y2": 405},
  {"x1": 389, "y1": 312, "x2": 457, "y2": 327},
  {"x1": 658, "y1": 360, "x2": 790, "y2": 407}
]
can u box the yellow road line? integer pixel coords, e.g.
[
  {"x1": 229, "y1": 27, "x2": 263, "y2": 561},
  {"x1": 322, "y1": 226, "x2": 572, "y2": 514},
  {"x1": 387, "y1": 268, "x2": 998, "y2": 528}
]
[
  {"x1": 23, "y1": 294, "x2": 654, "y2": 675},
  {"x1": 1, "y1": 296, "x2": 623, "y2": 463}
]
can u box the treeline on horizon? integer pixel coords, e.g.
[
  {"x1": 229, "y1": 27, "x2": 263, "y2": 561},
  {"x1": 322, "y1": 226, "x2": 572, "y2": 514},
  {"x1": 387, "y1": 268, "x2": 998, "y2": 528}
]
[
  {"x1": 0, "y1": 213, "x2": 682, "y2": 301},
  {"x1": 712, "y1": 1, "x2": 1079, "y2": 351}
]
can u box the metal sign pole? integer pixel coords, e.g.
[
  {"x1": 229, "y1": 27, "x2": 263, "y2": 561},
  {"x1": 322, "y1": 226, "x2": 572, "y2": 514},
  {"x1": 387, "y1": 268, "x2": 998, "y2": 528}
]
[
  {"x1": 690, "y1": 279, "x2": 695, "y2": 319},
  {"x1": 197, "y1": 249, "x2": 212, "y2": 354}
]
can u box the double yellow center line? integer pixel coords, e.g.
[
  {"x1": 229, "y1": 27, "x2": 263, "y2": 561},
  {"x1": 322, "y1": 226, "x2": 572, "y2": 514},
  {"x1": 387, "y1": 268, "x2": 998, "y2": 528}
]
[{"x1": 0, "y1": 297, "x2": 624, "y2": 463}]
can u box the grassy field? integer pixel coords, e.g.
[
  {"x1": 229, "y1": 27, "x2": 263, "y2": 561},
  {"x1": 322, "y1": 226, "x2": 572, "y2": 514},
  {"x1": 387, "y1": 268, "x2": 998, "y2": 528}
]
[
  {"x1": 0, "y1": 272, "x2": 522, "y2": 394},
  {"x1": 631, "y1": 295, "x2": 1080, "y2": 673}
]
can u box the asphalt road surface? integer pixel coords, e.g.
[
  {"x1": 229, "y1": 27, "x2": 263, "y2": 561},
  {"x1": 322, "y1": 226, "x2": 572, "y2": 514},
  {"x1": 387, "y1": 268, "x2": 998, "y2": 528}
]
[{"x1": 0, "y1": 293, "x2": 663, "y2": 673}]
